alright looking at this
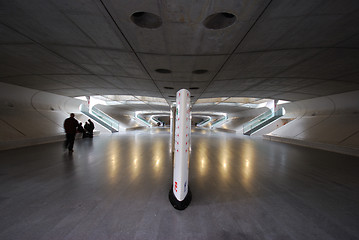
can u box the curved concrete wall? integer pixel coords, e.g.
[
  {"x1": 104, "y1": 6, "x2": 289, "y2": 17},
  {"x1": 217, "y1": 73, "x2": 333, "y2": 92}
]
[
  {"x1": 0, "y1": 82, "x2": 99, "y2": 150},
  {"x1": 264, "y1": 90, "x2": 359, "y2": 156}
]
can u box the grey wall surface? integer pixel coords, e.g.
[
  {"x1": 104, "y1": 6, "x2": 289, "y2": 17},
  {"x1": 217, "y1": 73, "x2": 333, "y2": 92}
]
[
  {"x1": 264, "y1": 90, "x2": 359, "y2": 156},
  {"x1": 0, "y1": 82, "x2": 102, "y2": 150}
]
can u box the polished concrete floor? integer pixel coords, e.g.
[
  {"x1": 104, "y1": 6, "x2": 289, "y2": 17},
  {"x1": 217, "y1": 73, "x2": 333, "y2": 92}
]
[{"x1": 0, "y1": 128, "x2": 358, "y2": 240}]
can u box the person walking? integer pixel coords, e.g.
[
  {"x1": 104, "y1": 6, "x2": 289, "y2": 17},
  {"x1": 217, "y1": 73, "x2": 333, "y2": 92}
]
[{"x1": 64, "y1": 113, "x2": 79, "y2": 152}]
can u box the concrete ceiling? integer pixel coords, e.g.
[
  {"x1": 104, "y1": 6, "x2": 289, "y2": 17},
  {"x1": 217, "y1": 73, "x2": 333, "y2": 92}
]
[{"x1": 1, "y1": 0, "x2": 359, "y2": 108}]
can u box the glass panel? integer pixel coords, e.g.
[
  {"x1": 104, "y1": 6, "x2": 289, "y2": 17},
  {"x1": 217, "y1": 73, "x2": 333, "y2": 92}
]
[
  {"x1": 243, "y1": 108, "x2": 283, "y2": 134},
  {"x1": 80, "y1": 104, "x2": 119, "y2": 132}
]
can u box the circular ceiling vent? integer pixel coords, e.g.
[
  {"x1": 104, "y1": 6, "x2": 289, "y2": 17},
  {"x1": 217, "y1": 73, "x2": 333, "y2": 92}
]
[
  {"x1": 192, "y1": 69, "x2": 208, "y2": 74},
  {"x1": 203, "y1": 12, "x2": 236, "y2": 29},
  {"x1": 155, "y1": 69, "x2": 172, "y2": 73},
  {"x1": 131, "y1": 12, "x2": 162, "y2": 29}
]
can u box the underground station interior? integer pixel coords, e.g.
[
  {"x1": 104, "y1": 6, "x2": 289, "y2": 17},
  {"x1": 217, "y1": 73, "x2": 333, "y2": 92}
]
[{"x1": 0, "y1": 1, "x2": 359, "y2": 239}]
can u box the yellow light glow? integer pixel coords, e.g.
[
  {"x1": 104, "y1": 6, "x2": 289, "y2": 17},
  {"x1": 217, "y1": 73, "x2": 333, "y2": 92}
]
[
  {"x1": 241, "y1": 144, "x2": 254, "y2": 190},
  {"x1": 219, "y1": 138, "x2": 230, "y2": 181},
  {"x1": 107, "y1": 144, "x2": 120, "y2": 185},
  {"x1": 196, "y1": 139, "x2": 208, "y2": 176},
  {"x1": 130, "y1": 134, "x2": 141, "y2": 180}
]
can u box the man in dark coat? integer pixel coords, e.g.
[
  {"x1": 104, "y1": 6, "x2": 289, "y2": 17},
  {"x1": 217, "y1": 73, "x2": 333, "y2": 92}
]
[
  {"x1": 87, "y1": 119, "x2": 95, "y2": 138},
  {"x1": 64, "y1": 113, "x2": 79, "y2": 152}
]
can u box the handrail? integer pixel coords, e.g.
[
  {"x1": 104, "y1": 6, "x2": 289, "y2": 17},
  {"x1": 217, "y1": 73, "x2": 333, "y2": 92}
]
[
  {"x1": 90, "y1": 107, "x2": 119, "y2": 130},
  {"x1": 197, "y1": 116, "x2": 211, "y2": 127},
  {"x1": 80, "y1": 104, "x2": 119, "y2": 132},
  {"x1": 135, "y1": 113, "x2": 152, "y2": 127},
  {"x1": 210, "y1": 114, "x2": 228, "y2": 129},
  {"x1": 243, "y1": 108, "x2": 283, "y2": 134}
]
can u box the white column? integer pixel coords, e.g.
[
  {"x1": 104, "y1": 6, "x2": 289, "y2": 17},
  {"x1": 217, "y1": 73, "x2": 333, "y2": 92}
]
[
  {"x1": 170, "y1": 106, "x2": 176, "y2": 156},
  {"x1": 169, "y1": 89, "x2": 192, "y2": 210}
]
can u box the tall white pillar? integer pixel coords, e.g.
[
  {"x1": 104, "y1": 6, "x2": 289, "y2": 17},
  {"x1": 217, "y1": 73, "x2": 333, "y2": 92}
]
[
  {"x1": 170, "y1": 106, "x2": 176, "y2": 157},
  {"x1": 169, "y1": 89, "x2": 192, "y2": 210}
]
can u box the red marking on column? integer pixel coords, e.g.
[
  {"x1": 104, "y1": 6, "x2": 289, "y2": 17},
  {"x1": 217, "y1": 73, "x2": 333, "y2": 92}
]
[
  {"x1": 187, "y1": 93, "x2": 189, "y2": 97},
  {"x1": 185, "y1": 149, "x2": 187, "y2": 152},
  {"x1": 186, "y1": 142, "x2": 187, "y2": 145},
  {"x1": 186, "y1": 134, "x2": 187, "y2": 137},
  {"x1": 179, "y1": 93, "x2": 181, "y2": 96},
  {"x1": 177, "y1": 149, "x2": 178, "y2": 152}
]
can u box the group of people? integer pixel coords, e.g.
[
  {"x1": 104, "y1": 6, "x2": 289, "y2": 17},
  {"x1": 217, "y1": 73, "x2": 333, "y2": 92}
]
[
  {"x1": 63, "y1": 113, "x2": 95, "y2": 152},
  {"x1": 78, "y1": 120, "x2": 95, "y2": 138}
]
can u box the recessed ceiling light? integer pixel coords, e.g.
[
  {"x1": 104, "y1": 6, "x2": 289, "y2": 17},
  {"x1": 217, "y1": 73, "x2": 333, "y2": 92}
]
[
  {"x1": 131, "y1": 12, "x2": 162, "y2": 29},
  {"x1": 203, "y1": 12, "x2": 236, "y2": 29},
  {"x1": 155, "y1": 69, "x2": 172, "y2": 73},
  {"x1": 192, "y1": 69, "x2": 208, "y2": 74}
]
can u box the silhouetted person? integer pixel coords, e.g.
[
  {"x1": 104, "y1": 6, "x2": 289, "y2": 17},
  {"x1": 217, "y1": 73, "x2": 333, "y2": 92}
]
[
  {"x1": 83, "y1": 122, "x2": 89, "y2": 138},
  {"x1": 64, "y1": 113, "x2": 79, "y2": 152},
  {"x1": 87, "y1": 119, "x2": 95, "y2": 138},
  {"x1": 77, "y1": 122, "x2": 85, "y2": 138}
]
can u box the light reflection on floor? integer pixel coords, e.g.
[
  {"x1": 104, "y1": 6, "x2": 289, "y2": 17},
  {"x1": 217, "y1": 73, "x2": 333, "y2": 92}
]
[{"x1": 0, "y1": 128, "x2": 358, "y2": 239}]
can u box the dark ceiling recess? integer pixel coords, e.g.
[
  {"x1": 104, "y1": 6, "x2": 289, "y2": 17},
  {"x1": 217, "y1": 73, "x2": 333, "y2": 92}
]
[
  {"x1": 192, "y1": 69, "x2": 208, "y2": 74},
  {"x1": 189, "y1": 87, "x2": 199, "y2": 90},
  {"x1": 203, "y1": 12, "x2": 236, "y2": 29},
  {"x1": 168, "y1": 95, "x2": 176, "y2": 98},
  {"x1": 155, "y1": 68, "x2": 172, "y2": 73},
  {"x1": 131, "y1": 12, "x2": 162, "y2": 29},
  {"x1": 164, "y1": 86, "x2": 174, "y2": 89}
]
